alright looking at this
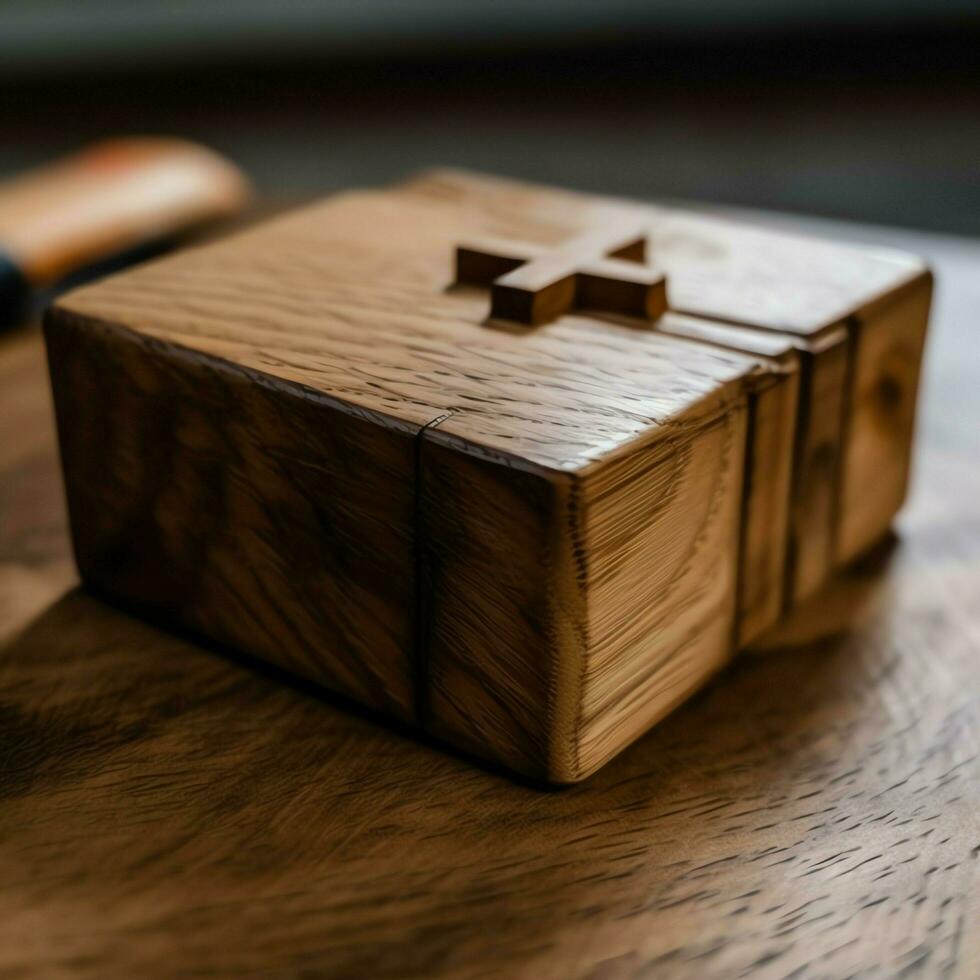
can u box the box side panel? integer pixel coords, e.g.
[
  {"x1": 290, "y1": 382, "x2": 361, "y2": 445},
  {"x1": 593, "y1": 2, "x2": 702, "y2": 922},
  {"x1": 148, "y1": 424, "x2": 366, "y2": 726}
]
[
  {"x1": 738, "y1": 369, "x2": 799, "y2": 645},
  {"x1": 653, "y1": 313, "x2": 800, "y2": 641},
  {"x1": 837, "y1": 277, "x2": 932, "y2": 564},
  {"x1": 418, "y1": 435, "x2": 584, "y2": 782},
  {"x1": 574, "y1": 402, "x2": 747, "y2": 779},
  {"x1": 788, "y1": 335, "x2": 849, "y2": 604},
  {"x1": 44, "y1": 310, "x2": 418, "y2": 720}
]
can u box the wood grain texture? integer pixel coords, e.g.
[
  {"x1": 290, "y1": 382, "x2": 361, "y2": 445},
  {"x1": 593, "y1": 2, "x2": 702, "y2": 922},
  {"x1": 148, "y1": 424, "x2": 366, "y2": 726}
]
[
  {"x1": 405, "y1": 169, "x2": 926, "y2": 335},
  {"x1": 46, "y1": 184, "x2": 776, "y2": 780},
  {"x1": 421, "y1": 393, "x2": 747, "y2": 781},
  {"x1": 0, "y1": 215, "x2": 976, "y2": 978},
  {"x1": 567, "y1": 404, "x2": 745, "y2": 776},
  {"x1": 654, "y1": 315, "x2": 801, "y2": 641},
  {"x1": 405, "y1": 169, "x2": 932, "y2": 600},
  {"x1": 45, "y1": 310, "x2": 421, "y2": 721},
  {"x1": 658, "y1": 323, "x2": 847, "y2": 612},
  {"x1": 0, "y1": 331, "x2": 74, "y2": 642},
  {"x1": 418, "y1": 439, "x2": 569, "y2": 778},
  {"x1": 784, "y1": 327, "x2": 850, "y2": 604},
  {"x1": 837, "y1": 276, "x2": 933, "y2": 564},
  {"x1": 42, "y1": 173, "x2": 932, "y2": 778},
  {"x1": 49, "y1": 186, "x2": 755, "y2": 469},
  {"x1": 455, "y1": 226, "x2": 666, "y2": 325}
]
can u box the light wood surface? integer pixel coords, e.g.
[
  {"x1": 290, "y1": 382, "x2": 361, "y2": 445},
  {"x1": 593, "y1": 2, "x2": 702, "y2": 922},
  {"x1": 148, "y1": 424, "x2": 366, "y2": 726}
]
[{"x1": 0, "y1": 210, "x2": 977, "y2": 978}]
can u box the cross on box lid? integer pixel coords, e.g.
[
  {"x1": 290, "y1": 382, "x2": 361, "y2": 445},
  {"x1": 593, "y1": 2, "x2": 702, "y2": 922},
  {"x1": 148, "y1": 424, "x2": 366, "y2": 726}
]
[{"x1": 455, "y1": 224, "x2": 668, "y2": 326}]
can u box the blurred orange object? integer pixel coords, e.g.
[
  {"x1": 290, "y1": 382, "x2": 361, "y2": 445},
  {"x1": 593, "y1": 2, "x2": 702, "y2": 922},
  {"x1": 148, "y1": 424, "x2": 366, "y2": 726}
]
[{"x1": 0, "y1": 137, "x2": 250, "y2": 326}]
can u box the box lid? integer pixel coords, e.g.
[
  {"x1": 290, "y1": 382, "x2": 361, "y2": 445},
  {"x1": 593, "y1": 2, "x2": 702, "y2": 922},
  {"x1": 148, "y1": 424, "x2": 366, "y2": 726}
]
[
  {"x1": 56, "y1": 174, "x2": 778, "y2": 476},
  {"x1": 58, "y1": 169, "x2": 924, "y2": 476},
  {"x1": 404, "y1": 169, "x2": 927, "y2": 335}
]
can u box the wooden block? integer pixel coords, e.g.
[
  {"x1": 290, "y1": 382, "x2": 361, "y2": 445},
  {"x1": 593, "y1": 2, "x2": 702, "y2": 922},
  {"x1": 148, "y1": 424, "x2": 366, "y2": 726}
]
[
  {"x1": 405, "y1": 170, "x2": 931, "y2": 599},
  {"x1": 44, "y1": 170, "x2": 930, "y2": 781},
  {"x1": 415, "y1": 317, "x2": 753, "y2": 781},
  {"x1": 46, "y1": 185, "x2": 770, "y2": 781}
]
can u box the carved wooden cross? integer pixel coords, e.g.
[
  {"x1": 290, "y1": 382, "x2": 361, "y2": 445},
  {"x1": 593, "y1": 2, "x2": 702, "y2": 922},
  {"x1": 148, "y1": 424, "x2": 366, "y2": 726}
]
[{"x1": 455, "y1": 225, "x2": 667, "y2": 326}]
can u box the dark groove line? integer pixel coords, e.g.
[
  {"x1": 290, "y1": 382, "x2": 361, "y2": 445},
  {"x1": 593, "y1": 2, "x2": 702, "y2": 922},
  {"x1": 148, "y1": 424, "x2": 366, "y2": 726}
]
[
  {"x1": 782, "y1": 347, "x2": 813, "y2": 608},
  {"x1": 833, "y1": 314, "x2": 861, "y2": 558},
  {"x1": 411, "y1": 412, "x2": 454, "y2": 727},
  {"x1": 734, "y1": 388, "x2": 759, "y2": 651}
]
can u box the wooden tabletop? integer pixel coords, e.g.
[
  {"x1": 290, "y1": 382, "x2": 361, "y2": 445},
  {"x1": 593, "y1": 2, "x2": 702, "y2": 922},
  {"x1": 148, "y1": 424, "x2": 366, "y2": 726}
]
[{"x1": 1, "y1": 207, "x2": 977, "y2": 979}]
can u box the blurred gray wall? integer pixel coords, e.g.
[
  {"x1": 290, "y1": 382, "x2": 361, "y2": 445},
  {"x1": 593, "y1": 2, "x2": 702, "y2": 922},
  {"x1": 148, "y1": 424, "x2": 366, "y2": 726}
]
[
  {"x1": 1, "y1": 1, "x2": 977, "y2": 235},
  {"x1": 2, "y1": 0, "x2": 978, "y2": 72}
]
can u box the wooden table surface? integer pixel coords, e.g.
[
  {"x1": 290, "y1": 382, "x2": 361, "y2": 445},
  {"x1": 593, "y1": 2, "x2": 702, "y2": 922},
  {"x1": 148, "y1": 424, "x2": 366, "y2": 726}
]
[{"x1": 0, "y1": 207, "x2": 977, "y2": 979}]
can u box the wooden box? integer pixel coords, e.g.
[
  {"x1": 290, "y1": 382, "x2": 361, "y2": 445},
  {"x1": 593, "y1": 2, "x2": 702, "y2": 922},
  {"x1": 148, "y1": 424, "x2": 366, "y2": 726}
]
[{"x1": 44, "y1": 170, "x2": 931, "y2": 781}]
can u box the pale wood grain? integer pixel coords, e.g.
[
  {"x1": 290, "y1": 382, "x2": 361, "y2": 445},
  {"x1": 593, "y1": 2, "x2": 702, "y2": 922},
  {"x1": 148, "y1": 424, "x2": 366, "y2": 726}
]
[
  {"x1": 653, "y1": 315, "x2": 800, "y2": 641},
  {"x1": 653, "y1": 320, "x2": 847, "y2": 610},
  {"x1": 658, "y1": 322, "x2": 845, "y2": 611},
  {"x1": 569, "y1": 402, "x2": 746, "y2": 775},
  {"x1": 421, "y1": 391, "x2": 747, "y2": 781}
]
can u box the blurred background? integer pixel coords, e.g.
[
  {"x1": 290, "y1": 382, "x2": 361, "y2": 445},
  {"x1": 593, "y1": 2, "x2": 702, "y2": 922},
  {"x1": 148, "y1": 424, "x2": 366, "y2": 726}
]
[{"x1": 1, "y1": 0, "x2": 978, "y2": 233}]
